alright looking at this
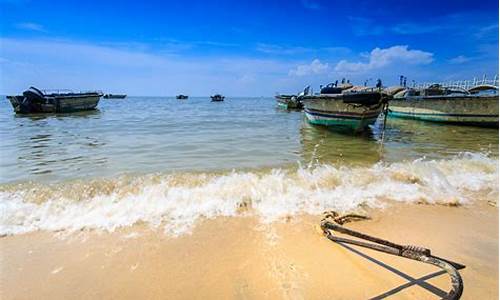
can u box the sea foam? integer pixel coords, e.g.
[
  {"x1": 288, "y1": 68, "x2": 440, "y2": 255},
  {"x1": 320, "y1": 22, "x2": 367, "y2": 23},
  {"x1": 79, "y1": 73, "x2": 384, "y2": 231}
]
[{"x1": 0, "y1": 152, "x2": 497, "y2": 236}]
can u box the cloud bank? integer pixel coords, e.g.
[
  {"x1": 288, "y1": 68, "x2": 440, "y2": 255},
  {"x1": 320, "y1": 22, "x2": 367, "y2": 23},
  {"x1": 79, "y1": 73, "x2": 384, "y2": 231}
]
[
  {"x1": 0, "y1": 38, "x2": 306, "y2": 96},
  {"x1": 334, "y1": 45, "x2": 433, "y2": 73},
  {"x1": 288, "y1": 59, "x2": 329, "y2": 76}
]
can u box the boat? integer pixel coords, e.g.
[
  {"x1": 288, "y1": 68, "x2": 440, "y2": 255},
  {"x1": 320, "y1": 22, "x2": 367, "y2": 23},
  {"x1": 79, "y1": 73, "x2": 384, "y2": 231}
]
[
  {"x1": 388, "y1": 84, "x2": 499, "y2": 127},
  {"x1": 176, "y1": 95, "x2": 188, "y2": 100},
  {"x1": 275, "y1": 86, "x2": 311, "y2": 109},
  {"x1": 103, "y1": 94, "x2": 126, "y2": 99},
  {"x1": 275, "y1": 94, "x2": 301, "y2": 109},
  {"x1": 7, "y1": 87, "x2": 102, "y2": 114},
  {"x1": 210, "y1": 94, "x2": 225, "y2": 102},
  {"x1": 301, "y1": 83, "x2": 386, "y2": 132}
]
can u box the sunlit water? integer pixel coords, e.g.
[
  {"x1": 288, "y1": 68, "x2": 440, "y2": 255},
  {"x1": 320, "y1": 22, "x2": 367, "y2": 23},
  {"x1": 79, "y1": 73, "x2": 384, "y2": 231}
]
[{"x1": 0, "y1": 96, "x2": 498, "y2": 235}]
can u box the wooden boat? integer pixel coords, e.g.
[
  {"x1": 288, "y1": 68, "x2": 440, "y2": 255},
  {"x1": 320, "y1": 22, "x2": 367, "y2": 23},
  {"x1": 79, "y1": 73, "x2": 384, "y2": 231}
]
[
  {"x1": 275, "y1": 95, "x2": 302, "y2": 109},
  {"x1": 103, "y1": 94, "x2": 126, "y2": 99},
  {"x1": 301, "y1": 84, "x2": 386, "y2": 132},
  {"x1": 7, "y1": 87, "x2": 102, "y2": 114},
  {"x1": 210, "y1": 94, "x2": 225, "y2": 102},
  {"x1": 176, "y1": 95, "x2": 188, "y2": 100},
  {"x1": 275, "y1": 86, "x2": 311, "y2": 109},
  {"x1": 388, "y1": 84, "x2": 499, "y2": 127}
]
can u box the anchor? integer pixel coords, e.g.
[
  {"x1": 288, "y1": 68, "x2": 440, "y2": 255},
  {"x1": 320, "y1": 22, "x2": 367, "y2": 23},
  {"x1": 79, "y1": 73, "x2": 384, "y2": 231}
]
[{"x1": 320, "y1": 211, "x2": 465, "y2": 300}]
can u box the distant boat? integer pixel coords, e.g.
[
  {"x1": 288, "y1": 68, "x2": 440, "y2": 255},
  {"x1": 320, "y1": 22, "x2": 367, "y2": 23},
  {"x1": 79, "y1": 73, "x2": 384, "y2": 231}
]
[
  {"x1": 176, "y1": 94, "x2": 188, "y2": 100},
  {"x1": 301, "y1": 83, "x2": 386, "y2": 132},
  {"x1": 211, "y1": 94, "x2": 225, "y2": 102},
  {"x1": 103, "y1": 94, "x2": 126, "y2": 99},
  {"x1": 275, "y1": 85, "x2": 311, "y2": 109},
  {"x1": 388, "y1": 84, "x2": 499, "y2": 127},
  {"x1": 7, "y1": 87, "x2": 102, "y2": 114}
]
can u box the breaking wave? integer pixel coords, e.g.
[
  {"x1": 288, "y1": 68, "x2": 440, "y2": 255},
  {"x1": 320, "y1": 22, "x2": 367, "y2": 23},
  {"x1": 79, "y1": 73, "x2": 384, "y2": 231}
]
[{"x1": 0, "y1": 152, "x2": 497, "y2": 236}]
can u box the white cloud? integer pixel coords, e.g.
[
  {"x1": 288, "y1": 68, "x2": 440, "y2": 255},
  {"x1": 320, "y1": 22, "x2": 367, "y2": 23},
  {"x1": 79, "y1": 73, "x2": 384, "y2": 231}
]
[
  {"x1": 335, "y1": 45, "x2": 433, "y2": 73},
  {"x1": 391, "y1": 23, "x2": 445, "y2": 35},
  {"x1": 256, "y1": 43, "x2": 351, "y2": 57},
  {"x1": 0, "y1": 37, "x2": 302, "y2": 96},
  {"x1": 288, "y1": 59, "x2": 329, "y2": 76},
  {"x1": 15, "y1": 22, "x2": 46, "y2": 32},
  {"x1": 449, "y1": 55, "x2": 471, "y2": 64},
  {"x1": 256, "y1": 43, "x2": 312, "y2": 55}
]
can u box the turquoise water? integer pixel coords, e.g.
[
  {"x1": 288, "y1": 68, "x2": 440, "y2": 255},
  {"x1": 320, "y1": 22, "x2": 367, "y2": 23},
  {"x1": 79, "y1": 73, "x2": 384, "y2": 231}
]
[
  {"x1": 0, "y1": 96, "x2": 498, "y2": 236},
  {"x1": 0, "y1": 96, "x2": 497, "y2": 183}
]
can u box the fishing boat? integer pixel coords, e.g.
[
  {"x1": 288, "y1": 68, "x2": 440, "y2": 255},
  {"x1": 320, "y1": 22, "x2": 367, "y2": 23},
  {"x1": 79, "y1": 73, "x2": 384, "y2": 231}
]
[
  {"x1": 7, "y1": 87, "x2": 102, "y2": 114},
  {"x1": 103, "y1": 94, "x2": 126, "y2": 99},
  {"x1": 211, "y1": 94, "x2": 225, "y2": 102},
  {"x1": 301, "y1": 83, "x2": 386, "y2": 132},
  {"x1": 176, "y1": 94, "x2": 188, "y2": 100},
  {"x1": 388, "y1": 84, "x2": 499, "y2": 127},
  {"x1": 275, "y1": 86, "x2": 311, "y2": 109},
  {"x1": 275, "y1": 94, "x2": 301, "y2": 109}
]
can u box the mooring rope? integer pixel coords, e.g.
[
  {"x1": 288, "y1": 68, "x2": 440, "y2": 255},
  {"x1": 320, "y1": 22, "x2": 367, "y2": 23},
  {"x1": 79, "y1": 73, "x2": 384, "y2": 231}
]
[{"x1": 320, "y1": 211, "x2": 465, "y2": 300}]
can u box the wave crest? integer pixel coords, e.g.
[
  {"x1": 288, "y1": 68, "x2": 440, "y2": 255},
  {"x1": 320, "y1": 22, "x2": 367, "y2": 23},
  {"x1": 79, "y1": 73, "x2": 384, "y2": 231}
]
[{"x1": 1, "y1": 153, "x2": 497, "y2": 236}]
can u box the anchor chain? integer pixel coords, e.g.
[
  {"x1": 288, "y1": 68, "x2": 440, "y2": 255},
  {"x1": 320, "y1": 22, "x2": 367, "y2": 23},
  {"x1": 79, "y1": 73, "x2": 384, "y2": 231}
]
[{"x1": 320, "y1": 211, "x2": 465, "y2": 300}]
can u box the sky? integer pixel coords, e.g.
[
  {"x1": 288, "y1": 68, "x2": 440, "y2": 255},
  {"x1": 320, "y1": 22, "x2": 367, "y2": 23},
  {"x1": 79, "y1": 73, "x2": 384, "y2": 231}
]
[{"x1": 0, "y1": 0, "x2": 498, "y2": 96}]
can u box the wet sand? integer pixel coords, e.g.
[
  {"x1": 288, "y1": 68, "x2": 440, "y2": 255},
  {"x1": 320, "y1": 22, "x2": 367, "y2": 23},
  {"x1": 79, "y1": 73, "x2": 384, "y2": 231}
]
[{"x1": 1, "y1": 202, "x2": 497, "y2": 299}]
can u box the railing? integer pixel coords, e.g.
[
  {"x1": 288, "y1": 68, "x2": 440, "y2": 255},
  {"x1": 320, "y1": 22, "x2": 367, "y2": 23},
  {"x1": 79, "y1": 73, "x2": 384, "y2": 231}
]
[
  {"x1": 412, "y1": 75, "x2": 499, "y2": 90},
  {"x1": 42, "y1": 89, "x2": 103, "y2": 95}
]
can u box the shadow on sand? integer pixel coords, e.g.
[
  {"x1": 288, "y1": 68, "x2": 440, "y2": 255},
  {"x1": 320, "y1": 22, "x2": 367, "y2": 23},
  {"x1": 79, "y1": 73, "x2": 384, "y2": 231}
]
[{"x1": 337, "y1": 243, "x2": 451, "y2": 299}]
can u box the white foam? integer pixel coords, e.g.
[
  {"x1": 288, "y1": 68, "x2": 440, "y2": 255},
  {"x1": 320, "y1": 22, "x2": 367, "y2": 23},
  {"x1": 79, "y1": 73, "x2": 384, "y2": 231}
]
[{"x1": 0, "y1": 153, "x2": 497, "y2": 236}]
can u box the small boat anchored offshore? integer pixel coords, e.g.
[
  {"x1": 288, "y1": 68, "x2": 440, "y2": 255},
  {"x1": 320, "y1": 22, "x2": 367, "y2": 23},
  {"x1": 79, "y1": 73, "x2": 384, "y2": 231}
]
[
  {"x1": 7, "y1": 87, "x2": 102, "y2": 114},
  {"x1": 176, "y1": 94, "x2": 188, "y2": 100},
  {"x1": 211, "y1": 94, "x2": 225, "y2": 102},
  {"x1": 301, "y1": 82, "x2": 387, "y2": 132},
  {"x1": 275, "y1": 85, "x2": 311, "y2": 109},
  {"x1": 103, "y1": 94, "x2": 126, "y2": 99}
]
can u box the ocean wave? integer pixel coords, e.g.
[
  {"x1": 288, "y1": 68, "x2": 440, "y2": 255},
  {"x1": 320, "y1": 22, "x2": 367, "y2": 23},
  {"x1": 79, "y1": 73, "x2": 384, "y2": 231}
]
[{"x1": 0, "y1": 152, "x2": 497, "y2": 236}]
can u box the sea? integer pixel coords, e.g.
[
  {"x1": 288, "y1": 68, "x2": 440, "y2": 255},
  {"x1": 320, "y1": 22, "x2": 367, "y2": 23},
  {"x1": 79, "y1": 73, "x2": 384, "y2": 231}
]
[{"x1": 0, "y1": 96, "x2": 498, "y2": 236}]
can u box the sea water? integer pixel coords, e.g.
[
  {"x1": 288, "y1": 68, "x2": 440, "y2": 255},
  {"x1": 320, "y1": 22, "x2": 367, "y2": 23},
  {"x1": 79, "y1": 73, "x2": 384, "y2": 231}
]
[{"x1": 0, "y1": 96, "x2": 498, "y2": 235}]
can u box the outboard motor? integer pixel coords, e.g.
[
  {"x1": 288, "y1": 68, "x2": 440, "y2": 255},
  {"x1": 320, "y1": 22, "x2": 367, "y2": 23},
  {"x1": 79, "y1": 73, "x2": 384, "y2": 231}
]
[
  {"x1": 19, "y1": 86, "x2": 46, "y2": 113},
  {"x1": 23, "y1": 86, "x2": 45, "y2": 103}
]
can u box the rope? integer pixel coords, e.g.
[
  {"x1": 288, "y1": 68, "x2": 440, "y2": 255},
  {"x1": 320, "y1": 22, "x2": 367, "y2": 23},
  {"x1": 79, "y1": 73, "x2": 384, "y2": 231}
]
[{"x1": 320, "y1": 211, "x2": 465, "y2": 300}]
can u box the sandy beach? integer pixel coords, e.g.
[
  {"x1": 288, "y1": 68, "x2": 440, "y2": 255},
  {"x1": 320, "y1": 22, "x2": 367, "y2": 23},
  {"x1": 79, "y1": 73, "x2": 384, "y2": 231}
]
[
  {"x1": 1, "y1": 201, "x2": 497, "y2": 299},
  {"x1": 1, "y1": 1, "x2": 498, "y2": 299}
]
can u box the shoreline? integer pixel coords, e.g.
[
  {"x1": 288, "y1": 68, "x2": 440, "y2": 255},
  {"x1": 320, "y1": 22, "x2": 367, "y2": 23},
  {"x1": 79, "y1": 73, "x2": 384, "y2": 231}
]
[{"x1": 1, "y1": 201, "x2": 497, "y2": 299}]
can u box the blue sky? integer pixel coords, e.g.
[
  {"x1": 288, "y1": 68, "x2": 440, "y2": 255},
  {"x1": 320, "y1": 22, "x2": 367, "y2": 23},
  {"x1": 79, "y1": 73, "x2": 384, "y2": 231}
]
[{"x1": 0, "y1": 0, "x2": 498, "y2": 96}]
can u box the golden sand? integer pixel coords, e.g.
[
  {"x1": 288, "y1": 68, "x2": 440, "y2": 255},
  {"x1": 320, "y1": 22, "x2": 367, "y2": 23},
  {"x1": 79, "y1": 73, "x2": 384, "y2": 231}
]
[{"x1": 1, "y1": 202, "x2": 497, "y2": 299}]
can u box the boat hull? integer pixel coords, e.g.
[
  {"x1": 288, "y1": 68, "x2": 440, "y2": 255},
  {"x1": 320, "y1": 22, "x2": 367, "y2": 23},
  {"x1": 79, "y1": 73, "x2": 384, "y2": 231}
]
[
  {"x1": 7, "y1": 94, "x2": 101, "y2": 114},
  {"x1": 302, "y1": 95, "x2": 383, "y2": 131},
  {"x1": 388, "y1": 95, "x2": 499, "y2": 127},
  {"x1": 210, "y1": 95, "x2": 225, "y2": 102}
]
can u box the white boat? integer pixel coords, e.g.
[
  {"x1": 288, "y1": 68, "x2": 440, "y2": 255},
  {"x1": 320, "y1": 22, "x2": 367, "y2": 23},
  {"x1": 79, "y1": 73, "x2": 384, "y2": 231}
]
[
  {"x1": 301, "y1": 83, "x2": 386, "y2": 132},
  {"x1": 388, "y1": 84, "x2": 499, "y2": 127}
]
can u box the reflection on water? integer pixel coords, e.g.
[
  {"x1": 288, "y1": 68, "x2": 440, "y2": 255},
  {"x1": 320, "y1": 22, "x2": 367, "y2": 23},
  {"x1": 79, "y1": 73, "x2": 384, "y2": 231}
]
[
  {"x1": 300, "y1": 120, "x2": 383, "y2": 166},
  {"x1": 0, "y1": 96, "x2": 497, "y2": 184},
  {"x1": 382, "y1": 117, "x2": 498, "y2": 161},
  {"x1": 300, "y1": 114, "x2": 498, "y2": 166},
  {"x1": 2, "y1": 107, "x2": 108, "y2": 182},
  {"x1": 14, "y1": 109, "x2": 102, "y2": 121}
]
